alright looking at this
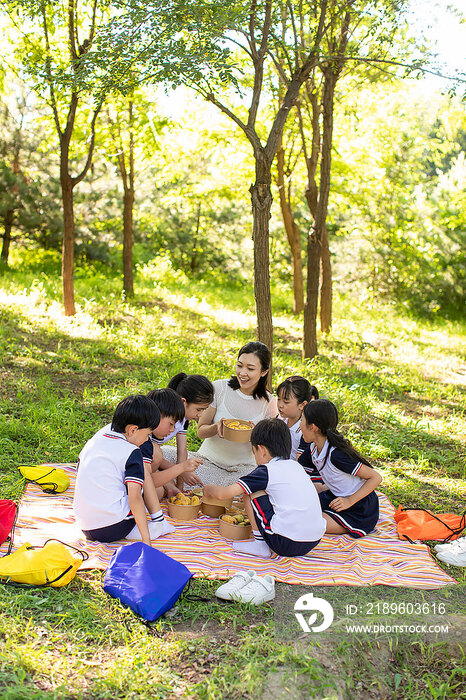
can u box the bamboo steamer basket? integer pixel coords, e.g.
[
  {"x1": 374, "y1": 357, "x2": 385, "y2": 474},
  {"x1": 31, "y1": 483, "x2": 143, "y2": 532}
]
[
  {"x1": 219, "y1": 515, "x2": 252, "y2": 541},
  {"x1": 167, "y1": 495, "x2": 201, "y2": 521},
  {"x1": 222, "y1": 418, "x2": 252, "y2": 443},
  {"x1": 201, "y1": 502, "x2": 225, "y2": 518},
  {"x1": 202, "y1": 494, "x2": 233, "y2": 509}
]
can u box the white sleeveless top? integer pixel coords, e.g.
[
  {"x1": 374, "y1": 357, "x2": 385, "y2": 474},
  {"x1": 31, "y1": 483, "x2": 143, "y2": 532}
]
[{"x1": 198, "y1": 379, "x2": 277, "y2": 468}]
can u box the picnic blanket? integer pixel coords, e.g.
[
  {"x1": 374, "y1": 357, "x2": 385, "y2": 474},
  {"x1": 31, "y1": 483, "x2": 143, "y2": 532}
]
[{"x1": 2, "y1": 464, "x2": 456, "y2": 589}]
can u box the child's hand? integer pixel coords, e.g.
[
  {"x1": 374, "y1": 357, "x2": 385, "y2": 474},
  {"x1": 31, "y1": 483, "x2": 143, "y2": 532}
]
[
  {"x1": 329, "y1": 496, "x2": 352, "y2": 512},
  {"x1": 183, "y1": 472, "x2": 204, "y2": 487},
  {"x1": 183, "y1": 457, "x2": 203, "y2": 473},
  {"x1": 164, "y1": 482, "x2": 180, "y2": 500}
]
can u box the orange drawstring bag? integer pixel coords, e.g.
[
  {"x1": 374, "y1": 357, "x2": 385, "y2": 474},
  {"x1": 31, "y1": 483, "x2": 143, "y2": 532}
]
[{"x1": 394, "y1": 506, "x2": 466, "y2": 543}]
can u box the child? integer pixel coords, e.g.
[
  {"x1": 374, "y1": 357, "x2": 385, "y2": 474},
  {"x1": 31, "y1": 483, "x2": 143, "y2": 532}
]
[
  {"x1": 276, "y1": 376, "x2": 318, "y2": 460},
  {"x1": 203, "y1": 418, "x2": 326, "y2": 559},
  {"x1": 299, "y1": 399, "x2": 382, "y2": 538},
  {"x1": 167, "y1": 372, "x2": 214, "y2": 486},
  {"x1": 74, "y1": 395, "x2": 175, "y2": 545},
  {"x1": 141, "y1": 388, "x2": 203, "y2": 495}
]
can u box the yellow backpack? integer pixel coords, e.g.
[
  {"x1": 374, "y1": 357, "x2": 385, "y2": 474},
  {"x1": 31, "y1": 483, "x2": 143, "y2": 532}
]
[
  {"x1": 18, "y1": 465, "x2": 70, "y2": 494},
  {"x1": 0, "y1": 540, "x2": 87, "y2": 587}
]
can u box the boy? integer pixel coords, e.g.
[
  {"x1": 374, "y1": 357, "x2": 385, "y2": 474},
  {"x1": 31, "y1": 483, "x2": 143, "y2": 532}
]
[
  {"x1": 74, "y1": 394, "x2": 175, "y2": 545},
  {"x1": 141, "y1": 388, "x2": 203, "y2": 496},
  {"x1": 203, "y1": 418, "x2": 326, "y2": 558}
]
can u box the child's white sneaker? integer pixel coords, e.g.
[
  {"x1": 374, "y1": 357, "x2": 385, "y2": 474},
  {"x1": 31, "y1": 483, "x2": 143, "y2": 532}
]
[
  {"x1": 215, "y1": 570, "x2": 256, "y2": 600},
  {"x1": 434, "y1": 536, "x2": 466, "y2": 554},
  {"x1": 235, "y1": 574, "x2": 275, "y2": 605},
  {"x1": 436, "y1": 547, "x2": 466, "y2": 567}
]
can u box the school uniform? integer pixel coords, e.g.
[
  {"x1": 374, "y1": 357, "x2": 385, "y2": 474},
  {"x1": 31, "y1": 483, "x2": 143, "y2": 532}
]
[
  {"x1": 152, "y1": 419, "x2": 189, "y2": 446},
  {"x1": 74, "y1": 425, "x2": 144, "y2": 541},
  {"x1": 278, "y1": 416, "x2": 302, "y2": 460},
  {"x1": 298, "y1": 437, "x2": 324, "y2": 483},
  {"x1": 140, "y1": 419, "x2": 189, "y2": 466},
  {"x1": 299, "y1": 440, "x2": 379, "y2": 538},
  {"x1": 236, "y1": 457, "x2": 326, "y2": 557}
]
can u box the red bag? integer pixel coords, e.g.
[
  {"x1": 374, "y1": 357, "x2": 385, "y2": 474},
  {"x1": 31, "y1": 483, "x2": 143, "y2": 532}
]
[
  {"x1": 0, "y1": 500, "x2": 17, "y2": 547},
  {"x1": 394, "y1": 505, "x2": 466, "y2": 543}
]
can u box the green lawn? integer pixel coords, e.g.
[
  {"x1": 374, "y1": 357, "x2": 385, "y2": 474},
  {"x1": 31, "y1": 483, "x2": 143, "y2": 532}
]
[{"x1": 0, "y1": 250, "x2": 465, "y2": 698}]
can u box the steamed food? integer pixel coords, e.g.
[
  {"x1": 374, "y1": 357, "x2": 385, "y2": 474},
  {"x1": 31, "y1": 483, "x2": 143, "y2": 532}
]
[
  {"x1": 169, "y1": 493, "x2": 200, "y2": 506},
  {"x1": 221, "y1": 513, "x2": 251, "y2": 526},
  {"x1": 224, "y1": 420, "x2": 251, "y2": 431}
]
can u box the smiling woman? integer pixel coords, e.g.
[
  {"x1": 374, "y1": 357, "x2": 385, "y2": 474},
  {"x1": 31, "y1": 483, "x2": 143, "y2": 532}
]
[{"x1": 192, "y1": 342, "x2": 277, "y2": 486}]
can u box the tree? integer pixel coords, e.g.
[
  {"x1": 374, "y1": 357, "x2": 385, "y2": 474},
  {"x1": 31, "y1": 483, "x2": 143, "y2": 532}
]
[
  {"x1": 6, "y1": 0, "x2": 109, "y2": 314},
  {"x1": 105, "y1": 0, "x2": 330, "y2": 350},
  {"x1": 99, "y1": 90, "x2": 167, "y2": 297},
  {"x1": 0, "y1": 81, "x2": 62, "y2": 262},
  {"x1": 272, "y1": 0, "x2": 426, "y2": 356}
]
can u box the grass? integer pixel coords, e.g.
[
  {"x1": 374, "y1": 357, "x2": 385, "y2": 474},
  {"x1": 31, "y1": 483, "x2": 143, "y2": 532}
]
[{"x1": 0, "y1": 247, "x2": 465, "y2": 698}]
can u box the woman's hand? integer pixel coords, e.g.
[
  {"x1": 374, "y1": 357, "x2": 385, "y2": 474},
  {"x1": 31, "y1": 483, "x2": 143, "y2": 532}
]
[
  {"x1": 217, "y1": 419, "x2": 224, "y2": 438},
  {"x1": 329, "y1": 496, "x2": 352, "y2": 512}
]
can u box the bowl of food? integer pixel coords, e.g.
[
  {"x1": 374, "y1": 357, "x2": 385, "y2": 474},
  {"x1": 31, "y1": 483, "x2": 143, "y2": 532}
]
[
  {"x1": 201, "y1": 502, "x2": 226, "y2": 518},
  {"x1": 219, "y1": 512, "x2": 252, "y2": 540},
  {"x1": 167, "y1": 492, "x2": 201, "y2": 520},
  {"x1": 202, "y1": 493, "x2": 234, "y2": 510},
  {"x1": 222, "y1": 419, "x2": 253, "y2": 443}
]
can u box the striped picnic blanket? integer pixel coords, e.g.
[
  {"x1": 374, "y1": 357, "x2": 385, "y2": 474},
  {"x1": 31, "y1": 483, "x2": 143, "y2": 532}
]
[{"x1": 3, "y1": 464, "x2": 456, "y2": 588}]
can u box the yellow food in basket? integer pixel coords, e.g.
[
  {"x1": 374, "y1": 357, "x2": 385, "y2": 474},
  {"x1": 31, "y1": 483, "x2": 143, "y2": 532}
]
[
  {"x1": 225, "y1": 420, "x2": 251, "y2": 431},
  {"x1": 169, "y1": 494, "x2": 200, "y2": 506},
  {"x1": 221, "y1": 514, "x2": 251, "y2": 526}
]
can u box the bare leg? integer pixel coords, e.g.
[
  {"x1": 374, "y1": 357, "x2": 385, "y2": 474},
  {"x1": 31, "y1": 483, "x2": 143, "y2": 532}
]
[
  {"x1": 142, "y1": 466, "x2": 175, "y2": 536},
  {"x1": 143, "y1": 465, "x2": 162, "y2": 514},
  {"x1": 233, "y1": 494, "x2": 271, "y2": 558},
  {"x1": 241, "y1": 494, "x2": 259, "y2": 530},
  {"x1": 323, "y1": 513, "x2": 347, "y2": 535}
]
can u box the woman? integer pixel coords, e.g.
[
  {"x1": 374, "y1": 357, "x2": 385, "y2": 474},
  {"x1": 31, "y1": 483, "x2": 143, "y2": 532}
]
[{"x1": 195, "y1": 341, "x2": 277, "y2": 485}]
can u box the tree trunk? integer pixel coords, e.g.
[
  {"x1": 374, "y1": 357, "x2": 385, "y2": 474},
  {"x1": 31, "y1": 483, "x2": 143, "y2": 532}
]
[
  {"x1": 1, "y1": 210, "x2": 14, "y2": 263},
  {"x1": 122, "y1": 188, "x2": 134, "y2": 297},
  {"x1": 303, "y1": 71, "x2": 336, "y2": 358},
  {"x1": 320, "y1": 222, "x2": 332, "y2": 333},
  {"x1": 317, "y1": 71, "x2": 336, "y2": 335},
  {"x1": 276, "y1": 142, "x2": 304, "y2": 314},
  {"x1": 303, "y1": 226, "x2": 320, "y2": 358},
  {"x1": 60, "y1": 131, "x2": 76, "y2": 316},
  {"x1": 122, "y1": 101, "x2": 135, "y2": 297},
  {"x1": 250, "y1": 150, "x2": 274, "y2": 353}
]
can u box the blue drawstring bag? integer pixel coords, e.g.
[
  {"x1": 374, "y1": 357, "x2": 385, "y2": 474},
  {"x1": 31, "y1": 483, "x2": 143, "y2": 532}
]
[{"x1": 103, "y1": 542, "x2": 193, "y2": 621}]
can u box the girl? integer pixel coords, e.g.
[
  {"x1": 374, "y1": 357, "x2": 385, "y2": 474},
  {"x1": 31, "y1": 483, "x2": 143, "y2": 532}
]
[
  {"x1": 196, "y1": 341, "x2": 277, "y2": 486},
  {"x1": 148, "y1": 375, "x2": 214, "y2": 489},
  {"x1": 167, "y1": 373, "x2": 214, "y2": 486},
  {"x1": 299, "y1": 399, "x2": 382, "y2": 538},
  {"x1": 276, "y1": 376, "x2": 318, "y2": 459}
]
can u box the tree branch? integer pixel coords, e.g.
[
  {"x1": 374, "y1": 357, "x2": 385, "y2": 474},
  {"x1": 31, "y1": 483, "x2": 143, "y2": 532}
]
[
  {"x1": 248, "y1": 0, "x2": 272, "y2": 129},
  {"x1": 71, "y1": 101, "x2": 103, "y2": 186},
  {"x1": 40, "y1": 1, "x2": 62, "y2": 135},
  {"x1": 68, "y1": 0, "x2": 78, "y2": 61}
]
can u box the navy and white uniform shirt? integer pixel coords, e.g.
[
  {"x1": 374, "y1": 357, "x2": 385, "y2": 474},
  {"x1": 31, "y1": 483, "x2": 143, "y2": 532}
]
[
  {"x1": 140, "y1": 418, "x2": 189, "y2": 466},
  {"x1": 299, "y1": 439, "x2": 365, "y2": 497},
  {"x1": 74, "y1": 424, "x2": 144, "y2": 531},
  {"x1": 151, "y1": 418, "x2": 189, "y2": 446},
  {"x1": 277, "y1": 415, "x2": 302, "y2": 460},
  {"x1": 295, "y1": 434, "x2": 308, "y2": 461},
  {"x1": 237, "y1": 457, "x2": 326, "y2": 543}
]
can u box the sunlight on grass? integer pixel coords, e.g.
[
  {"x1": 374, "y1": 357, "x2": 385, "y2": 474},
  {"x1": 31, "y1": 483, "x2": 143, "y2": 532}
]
[{"x1": 1, "y1": 253, "x2": 465, "y2": 699}]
